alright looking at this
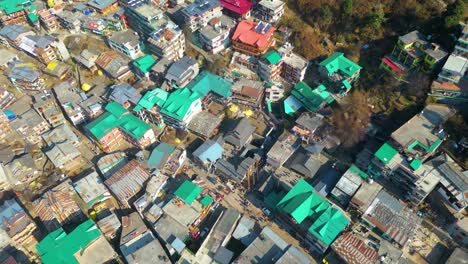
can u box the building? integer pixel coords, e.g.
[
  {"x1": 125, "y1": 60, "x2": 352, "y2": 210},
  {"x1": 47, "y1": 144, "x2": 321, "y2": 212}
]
[
  {"x1": 125, "y1": 3, "x2": 165, "y2": 39},
  {"x1": 266, "y1": 131, "x2": 300, "y2": 168},
  {"x1": 43, "y1": 61, "x2": 71, "y2": 80},
  {"x1": 41, "y1": 123, "x2": 80, "y2": 147},
  {"x1": 32, "y1": 91, "x2": 66, "y2": 128},
  {"x1": 72, "y1": 171, "x2": 113, "y2": 212},
  {"x1": 109, "y1": 83, "x2": 142, "y2": 108},
  {"x1": 258, "y1": 49, "x2": 283, "y2": 81},
  {"x1": 104, "y1": 160, "x2": 151, "y2": 208},
  {"x1": 361, "y1": 190, "x2": 421, "y2": 248},
  {"x1": 0, "y1": 25, "x2": 34, "y2": 49},
  {"x1": 271, "y1": 179, "x2": 350, "y2": 256},
  {"x1": 86, "y1": 102, "x2": 155, "y2": 152},
  {"x1": 232, "y1": 20, "x2": 276, "y2": 56},
  {"x1": 42, "y1": 128, "x2": 82, "y2": 175},
  {"x1": 0, "y1": 49, "x2": 19, "y2": 68},
  {"x1": 256, "y1": 0, "x2": 285, "y2": 23},
  {"x1": 53, "y1": 81, "x2": 87, "y2": 125},
  {"x1": 380, "y1": 30, "x2": 448, "y2": 76},
  {"x1": 284, "y1": 82, "x2": 334, "y2": 114},
  {"x1": 119, "y1": 0, "x2": 147, "y2": 7},
  {"x1": 97, "y1": 152, "x2": 128, "y2": 178},
  {"x1": 186, "y1": 70, "x2": 233, "y2": 98},
  {"x1": 36, "y1": 219, "x2": 117, "y2": 264},
  {"x1": 146, "y1": 18, "x2": 185, "y2": 61},
  {"x1": 165, "y1": 57, "x2": 199, "y2": 88},
  {"x1": 97, "y1": 213, "x2": 121, "y2": 240},
  {"x1": 0, "y1": 87, "x2": 15, "y2": 110},
  {"x1": 37, "y1": 8, "x2": 60, "y2": 32},
  {"x1": 181, "y1": 0, "x2": 223, "y2": 32},
  {"x1": 329, "y1": 165, "x2": 369, "y2": 208},
  {"x1": 193, "y1": 139, "x2": 224, "y2": 168},
  {"x1": 95, "y1": 51, "x2": 132, "y2": 81},
  {"x1": 327, "y1": 232, "x2": 379, "y2": 264},
  {"x1": 107, "y1": 29, "x2": 141, "y2": 59},
  {"x1": 0, "y1": 199, "x2": 39, "y2": 257},
  {"x1": 133, "y1": 88, "x2": 167, "y2": 127},
  {"x1": 148, "y1": 142, "x2": 186, "y2": 176},
  {"x1": 74, "y1": 49, "x2": 99, "y2": 71},
  {"x1": 0, "y1": 0, "x2": 34, "y2": 26},
  {"x1": 219, "y1": 0, "x2": 252, "y2": 19},
  {"x1": 279, "y1": 43, "x2": 308, "y2": 83},
  {"x1": 224, "y1": 117, "x2": 256, "y2": 148},
  {"x1": 19, "y1": 35, "x2": 70, "y2": 65},
  {"x1": 319, "y1": 52, "x2": 362, "y2": 93},
  {"x1": 199, "y1": 16, "x2": 236, "y2": 54},
  {"x1": 120, "y1": 213, "x2": 170, "y2": 263},
  {"x1": 88, "y1": 0, "x2": 119, "y2": 15},
  {"x1": 132, "y1": 54, "x2": 157, "y2": 79},
  {"x1": 187, "y1": 111, "x2": 223, "y2": 139},
  {"x1": 445, "y1": 248, "x2": 468, "y2": 264},
  {"x1": 0, "y1": 145, "x2": 40, "y2": 187},
  {"x1": 32, "y1": 180, "x2": 84, "y2": 232},
  {"x1": 447, "y1": 218, "x2": 468, "y2": 247},
  {"x1": 7, "y1": 64, "x2": 45, "y2": 91},
  {"x1": 159, "y1": 88, "x2": 203, "y2": 127},
  {"x1": 216, "y1": 155, "x2": 260, "y2": 185},
  {"x1": 292, "y1": 113, "x2": 324, "y2": 143}
]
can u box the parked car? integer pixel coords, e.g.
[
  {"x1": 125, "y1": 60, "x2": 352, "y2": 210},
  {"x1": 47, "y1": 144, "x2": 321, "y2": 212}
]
[
  {"x1": 262, "y1": 207, "x2": 271, "y2": 216},
  {"x1": 207, "y1": 176, "x2": 218, "y2": 185}
]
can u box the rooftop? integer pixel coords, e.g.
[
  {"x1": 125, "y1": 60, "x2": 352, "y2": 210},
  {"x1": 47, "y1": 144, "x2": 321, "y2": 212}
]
[
  {"x1": 87, "y1": 0, "x2": 117, "y2": 10},
  {"x1": 109, "y1": 29, "x2": 139, "y2": 46},
  {"x1": 262, "y1": 49, "x2": 282, "y2": 65},
  {"x1": 235, "y1": 226, "x2": 289, "y2": 263},
  {"x1": 86, "y1": 102, "x2": 152, "y2": 140},
  {"x1": 193, "y1": 139, "x2": 224, "y2": 163},
  {"x1": 199, "y1": 15, "x2": 236, "y2": 40},
  {"x1": 275, "y1": 246, "x2": 310, "y2": 264},
  {"x1": 219, "y1": 0, "x2": 252, "y2": 15},
  {"x1": 109, "y1": 83, "x2": 142, "y2": 106},
  {"x1": 0, "y1": 25, "x2": 32, "y2": 41},
  {"x1": 442, "y1": 54, "x2": 468, "y2": 75},
  {"x1": 291, "y1": 82, "x2": 334, "y2": 112},
  {"x1": 350, "y1": 182, "x2": 383, "y2": 212},
  {"x1": 319, "y1": 52, "x2": 362, "y2": 77},
  {"x1": 133, "y1": 88, "x2": 168, "y2": 112},
  {"x1": 160, "y1": 88, "x2": 201, "y2": 121},
  {"x1": 186, "y1": 71, "x2": 233, "y2": 97},
  {"x1": 399, "y1": 30, "x2": 427, "y2": 46},
  {"x1": 259, "y1": 0, "x2": 285, "y2": 10},
  {"x1": 8, "y1": 65, "x2": 40, "y2": 83},
  {"x1": 374, "y1": 142, "x2": 398, "y2": 165},
  {"x1": 132, "y1": 55, "x2": 157, "y2": 75},
  {"x1": 72, "y1": 171, "x2": 110, "y2": 206},
  {"x1": 182, "y1": 0, "x2": 221, "y2": 17},
  {"x1": 162, "y1": 198, "x2": 201, "y2": 227},
  {"x1": 232, "y1": 20, "x2": 276, "y2": 49},
  {"x1": 174, "y1": 180, "x2": 202, "y2": 205},
  {"x1": 224, "y1": 117, "x2": 256, "y2": 147},
  {"x1": 0, "y1": 199, "x2": 34, "y2": 239},
  {"x1": 331, "y1": 232, "x2": 379, "y2": 264},
  {"x1": 147, "y1": 142, "x2": 176, "y2": 168},
  {"x1": 165, "y1": 57, "x2": 198, "y2": 85},
  {"x1": 187, "y1": 111, "x2": 222, "y2": 137},
  {"x1": 0, "y1": 0, "x2": 33, "y2": 15}
]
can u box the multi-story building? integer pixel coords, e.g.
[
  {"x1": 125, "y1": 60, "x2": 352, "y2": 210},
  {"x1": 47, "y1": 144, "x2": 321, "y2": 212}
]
[
  {"x1": 86, "y1": 102, "x2": 156, "y2": 152},
  {"x1": 454, "y1": 25, "x2": 467, "y2": 57},
  {"x1": 219, "y1": 0, "x2": 252, "y2": 19},
  {"x1": 0, "y1": 0, "x2": 35, "y2": 26},
  {"x1": 54, "y1": 10, "x2": 83, "y2": 33},
  {"x1": 107, "y1": 29, "x2": 142, "y2": 59},
  {"x1": 278, "y1": 43, "x2": 308, "y2": 83},
  {"x1": 159, "y1": 88, "x2": 203, "y2": 128},
  {"x1": 181, "y1": 0, "x2": 223, "y2": 32},
  {"x1": 42, "y1": 126, "x2": 82, "y2": 175},
  {"x1": 125, "y1": 3, "x2": 165, "y2": 39},
  {"x1": 231, "y1": 20, "x2": 275, "y2": 56},
  {"x1": 8, "y1": 64, "x2": 45, "y2": 91},
  {"x1": 258, "y1": 49, "x2": 282, "y2": 81},
  {"x1": 95, "y1": 51, "x2": 133, "y2": 81},
  {"x1": 53, "y1": 81, "x2": 87, "y2": 125},
  {"x1": 133, "y1": 88, "x2": 167, "y2": 127},
  {"x1": 256, "y1": 0, "x2": 285, "y2": 23},
  {"x1": 0, "y1": 24, "x2": 34, "y2": 49},
  {"x1": 0, "y1": 199, "x2": 39, "y2": 258},
  {"x1": 38, "y1": 8, "x2": 60, "y2": 32},
  {"x1": 0, "y1": 110, "x2": 11, "y2": 140},
  {"x1": 32, "y1": 91, "x2": 65, "y2": 128},
  {"x1": 119, "y1": 0, "x2": 148, "y2": 7},
  {"x1": 88, "y1": 0, "x2": 120, "y2": 15},
  {"x1": 19, "y1": 35, "x2": 70, "y2": 64},
  {"x1": 380, "y1": 30, "x2": 448, "y2": 76},
  {"x1": 108, "y1": 83, "x2": 142, "y2": 108},
  {"x1": 165, "y1": 57, "x2": 199, "y2": 87},
  {"x1": 319, "y1": 52, "x2": 362, "y2": 93},
  {"x1": 0, "y1": 87, "x2": 15, "y2": 110},
  {"x1": 199, "y1": 15, "x2": 236, "y2": 54},
  {"x1": 146, "y1": 18, "x2": 185, "y2": 60}
]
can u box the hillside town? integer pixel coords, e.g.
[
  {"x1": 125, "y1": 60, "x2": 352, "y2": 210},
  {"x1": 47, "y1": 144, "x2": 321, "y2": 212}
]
[{"x1": 0, "y1": 0, "x2": 467, "y2": 264}]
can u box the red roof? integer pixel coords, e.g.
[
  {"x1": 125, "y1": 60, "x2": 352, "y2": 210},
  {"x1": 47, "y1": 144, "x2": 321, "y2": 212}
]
[
  {"x1": 381, "y1": 57, "x2": 404, "y2": 74},
  {"x1": 219, "y1": 0, "x2": 252, "y2": 15},
  {"x1": 232, "y1": 20, "x2": 276, "y2": 49},
  {"x1": 331, "y1": 232, "x2": 379, "y2": 264}
]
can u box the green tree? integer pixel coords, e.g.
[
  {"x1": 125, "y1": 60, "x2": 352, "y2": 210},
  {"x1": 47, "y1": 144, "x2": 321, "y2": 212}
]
[
  {"x1": 342, "y1": 0, "x2": 353, "y2": 17},
  {"x1": 320, "y1": 5, "x2": 333, "y2": 29},
  {"x1": 444, "y1": 0, "x2": 465, "y2": 29}
]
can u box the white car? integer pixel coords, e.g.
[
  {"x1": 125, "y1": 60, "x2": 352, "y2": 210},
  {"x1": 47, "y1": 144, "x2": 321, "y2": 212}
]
[{"x1": 262, "y1": 207, "x2": 271, "y2": 216}]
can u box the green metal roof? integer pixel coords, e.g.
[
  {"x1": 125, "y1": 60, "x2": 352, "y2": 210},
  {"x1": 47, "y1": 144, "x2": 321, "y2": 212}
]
[
  {"x1": 186, "y1": 71, "x2": 233, "y2": 98},
  {"x1": 36, "y1": 219, "x2": 103, "y2": 264},
  {"x1": 200, "y1": 195, "x2": 214, "y2": 207},
  {"x1": 28, "y1": 13, "x2": 38, "y2": 23},
  {"x1": 174, "y1": 180, "x2": 202, "y2": 205},
  {"x1": 86, "y1": 102, "x2": 152, "y2": 140},
  {"x1": 276, "y1": 179, "x2": 349, "y2": 246},
  {"x1": 374, "y1": 142, "x2": 398, "y2": 165},
  {"x1": 348, "y1": 165, "x2": 369, "y2": 180},
  {"x1": 407, "y1": 138, "x2": 442, "y2": 153},
  {"x1": 0, "y1": 0, "x2": 32, "y2": 15},
  {"x1": 148, "y1": 142, "x2": 176, "y2": 167},
  {"x1": 264, "y1": 191, "x2": 286, "y2": 209},
  {"x1": 160, "y1": 88, "x2": 201, "y2": 121},
  {"x1": 319, "y1": 52, "x2": 362, "y2": 77},
  {"x1": 291, "y1": 82, "x2": 334, "y2": 112},
  {"x1": 134, "y1": 88, "x2": 168, "y2": 112},
  {"x1": 342, "y1": 79, "x2": 351, "y2": 89},
  {"x1": 262, "y1": 50, "x2": 282, "y2": 65},
  {"x1": 132, "y1": 55, "x2": 156, "y2": 74},
  {"x1": 410, "y1": 159, "x2": 422, "y2": 171}
]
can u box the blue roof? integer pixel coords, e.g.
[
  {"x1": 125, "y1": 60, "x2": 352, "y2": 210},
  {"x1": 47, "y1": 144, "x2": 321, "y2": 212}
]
[
  {"x1": 87, "y1": 0, "x2": 117, "y2": 10},
  {"x1": 148, "y1": 142, "x2": 176, "y2": 167},
  {"x1": 193, "y1": 140, "x2": 223, "y2": 163},
  {"x1": 182, "y1": 0, "x2": 221, "y2": 17}
]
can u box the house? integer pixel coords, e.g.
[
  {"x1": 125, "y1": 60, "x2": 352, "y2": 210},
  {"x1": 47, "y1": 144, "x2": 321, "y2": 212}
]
[
  {"x1": 186, "y1": 71, "x2": 233, "y2": 98},
  {"x1": 181, "y1": 0, "x2": 223, "y2": 32},
  {"x1": 266, "y1": 130, "x2": 299, "y2": 168},
  {"x1": 165, "y1": 57, "x2": 199, "y2": 88},
  {"x1": 7, "y1": 64, "x2": 45, "y2": 91},
  {"x1": 109, "y1": 83, "x2": 142, "y2": 108},
  {"x1": 284, "y1": 82, "x2": 334, "y2": 114},
  {"x1": 97, "y1": 213, "x2": 121, "y2": 240},
  {"x1": 107, "y1": 29, "x2": 142, "y2": 59},
  {"x1": 319, "y1": 52, "x2": 362, "y2": 93},
  {"x1": 0, "y1": 145, "x2": 40, "y2": 186},
  {"x1": 53, "y1": 81, "x2": 87, "y2": 125},
  {"x1": 256, "y1": 0, "x2": 285, "y2": 23},
  {"x1": 74, "y1": 49, "x2": 99, "y2": 71},
  {"x1": 148, "y1": 142, "x2": 186, "y2": 176},
  {"x1": 42, "y1": 61, "x2": 71, "y2": 80},
  {"x1": 36, "y1": 219, "x2": 117, "y2": 264},
  {"x1": 193, "y1": 139, "x2": 224, "y2": 168},
  {"x1": 88, "y1": 0, "x2": 119, "y2": 15},
  {"x1": 32, "y1": 180, "x2": 84, "y2": 232},
  {"x1": 0, "y1": 87, "x2": 15, "y2": 109},
  {"x1": 104, "y1": 160, "x2": 151, "y2": 208},
  {"x1": 292, "y1": 113, "x2": 324, "y2": 143},
  {"x1": 279, "y1": 43, "x2": 308, "y2": 83},
  {"x1": 54, "y1": 9, "x2": 83, "y2": 34},
  {"x1": 361, "y1": 190, "x2": 421, "y2": 248},
  {"x1": 446, "y1": 248, "x2": 468, "y2": 264},
  {"x1": 0, "y1": 25, "x2": 34, "y2": 48},
  {"x1": 120, "y1": 213, "x2": 170, "y2": 264},
  {"x1": 132, "y1": 54, "x2": 157, "y2": 79},
  {"x1": 159, "y1": 88, "x2": 202, "y2": 127},
  {"x1": 327, "y1": 232, "x2": 379, "y2": 264},
  {"x1": 146, "y1": 18, "x2": 186, "y2": 61},
  {"x1": 0, "y1": 199, "x2": 39, "y2": 257},
  {"x1": 0, "y1": 111, "x2": 11, "y2": 140},
  {"x1": 42, "y1": 127, "x2": 82, "y2": 175},
  {"x1": 38, "y1": 8, "x2": 60, "y2": 32},
  {"x1": 86, "y1": 102, "x2": 155, "y2": 152},
  {"x1": 187, "y1": 111, "x2": 222, "y2": 139},
  {"x1": 41, "y1": 123, "x2": 80, "y2": 147},
  {"x1": 219, "y1": 0, "x2": 252, "y2": 19},
  {"x1": 124, "y1": 3, "x2": 165, "y2": 38},
  {"x1": 258, "y1": 49, "x2": 282, "y2": 81},
  {"x1": 199, "y1": 16, "x2": 236, "y2": 54},
  {"x1": 72, "y1": 171, "x2": 113, "y2": 212},
  {"x1": 0, "y1": 0, "x2": 34, "y2": 26},
  {"x1": 232, "y1": 215, "x2": 257, "y2": 246},
  {"x1": 274, "y1": 179, "x2": 350, "y2": 256},
  {"x1": 32, "y1": 91, "x2": 65, "y2": 128},
  {"x1": 224, "y1": 117, "x2": 255, "y2": 148},
  {"x1": 215, "y1": 155, "x2": 260, "y2": 184},
  {"x1": 133, "y1": 88, "x2": 167, "y2": 127},
  {"x1": 380, "y1": 30, "x2": 448, "y2": 76},
  {"x1": 95, "y1": 51, "x2": 133, "y2": 81},
  {"x1": 232, "y1": 20, "x2": 276, "y2": 56},
  {"x1": 97, "y1": 152, "x2": 128, "y2": 178},
  {"x1": 120, "y1": 0, "x2": 147, "y2": 7},
  {"x1": 18, "y1": 35, "x2": 70, "y2": 65},
  {"x1": 329, "y1": 165, "x2": 369, "y2": 208}
]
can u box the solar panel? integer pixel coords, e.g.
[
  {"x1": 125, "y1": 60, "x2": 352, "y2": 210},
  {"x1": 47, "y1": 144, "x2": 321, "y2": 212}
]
[
  {"x1": 262, "y1": 24, "x2": 271, "y2": 34},
  {"x1": 255, "y1": 21, "x2": 264, "y2": 33}
]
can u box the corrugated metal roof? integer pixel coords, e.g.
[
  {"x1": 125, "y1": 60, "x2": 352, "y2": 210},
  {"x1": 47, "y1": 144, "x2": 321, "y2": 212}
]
[
  {"x1": 331, "y1": 232, "x2": 379, "y2": 264},
  {"x1": 174, "y1": 180, "x2": 202, "y2": 205}
]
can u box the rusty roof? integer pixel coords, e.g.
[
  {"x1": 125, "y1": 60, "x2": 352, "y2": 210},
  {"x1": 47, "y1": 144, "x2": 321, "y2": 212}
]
[{"x1": 331, "y1": 232, "x2": 379, "y2": 264}]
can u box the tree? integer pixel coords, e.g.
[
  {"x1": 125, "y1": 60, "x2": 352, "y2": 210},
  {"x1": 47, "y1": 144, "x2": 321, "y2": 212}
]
[
  {"x1": 444, "y1": 0, "x2": 465, "y2": 29},
  {"x1": 342, "y1": 0, "x2": 353, "y2": 17},
  {"x1": 319, "y1": 5, "x2": 333, "y2": 29}
]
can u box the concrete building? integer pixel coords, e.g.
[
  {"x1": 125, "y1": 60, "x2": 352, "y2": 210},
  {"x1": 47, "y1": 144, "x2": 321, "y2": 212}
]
[
  {"x1": 224, "y1": 117, "x2": 256, "y2": 149},
  {"x1": 0, "y1": 145, "x2": 40, "y2": 187},
  {"x1": 279, "y1": 43, "x2": 308, "y2": 83},
  {"x1": 0, "y1": 25, "x2": 34, "y2": 49},
  {"x1": 88, "y1": 0, "x2": 120, "y2": 15},
  {"x1": 159, "y1": 88, "x2": 203, "y2": 128},
  {"x1": 0, "y1": 49, "x2": 19, "y2": 68},
  {"x1": 42, "y1": 130, "x2": 82, "y2": 175},
  {"x1": 132, "y1": 54, "x2": 157, "y2": 79},
  {"x1": 258, "y1": 49, "x2": 283, "y2": 82},
  {"x1": 109, "y1": 83, "x2": 142, "y2": 108},
  {"x1": 32, "y1": 91, "x2": 65, "y2": 128},
  {"x1": 125, "y1": 3, "x2": 164, "y2": 38},
  {"x1": 165, "y1": 57, "x2": 199, "y2": 88},
  {"x1": 38, "y1": 8, "x2": 60, "y2": 32},
  {"x1": 187, "y1": 111, "x2": 222, "y2": 139},
  {"x1": 133, "y1": 88, "x2": 167, "y2": 127},
  {"x1": 319, "y1": 52, "x2": 362, "y2": 93},
  {"x1": 219, "y1": 0, "x2": 252, "y2": 19},
  {"x1": 0, "y1": 0, "x2": 34, "y2": 26},
  {"x1": 7, "y1": 64, "x2": 45, "y2": 91},
  {"x1": 107, "y1": 29, "x2": 142, "y2": 59},
  {"x1": 0, "y1": 87, "x2": 15, "y2": 110},
  {"x1": 73, "y1": 171, "x2": 113, "y2": 212},
  {"x1": 19, "y1": 35, "x2": 69, "y2": 65},
  {"x1": 267, "y1": 131, "x2": 300, "y2": 168},
  {"x1": 256, "y1": 0, "x2": 285, "y2": 23},
  {"x1": 181, "y1": 0, "x2": 223, "y2": 32},
  {"x1": 329, "y1": 165, "x2": 369, "y2": 208},
  {"x1": 95, "y1": 51, "x2": 133, "y2": 81},
  {"x1": 53, "y1": 81, "x2": 87, "y2": 125},
  {"x1": 232, "y1": 20, "x2": 276, "y2": 56},
  {"x1": 146, "y1": 18, "x2": 185, "y2": 61},
  {"x1": 74, "y1": 48, "x2": 99, "y2": 71},
  {"x1": 199, "y1": 16, "x2": 236, "y2": 54}
]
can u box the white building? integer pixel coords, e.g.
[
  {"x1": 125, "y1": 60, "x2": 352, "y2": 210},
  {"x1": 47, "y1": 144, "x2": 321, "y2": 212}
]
[
  {"x1": 199, "y1": 15, "x2": 236, "y2": 54},
  {"x1": 256, "y1": 0, "x2": 285, "y2": 24},
  {"x1": 107, "y1": 30, "x2": 142, "y2": 60}
]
